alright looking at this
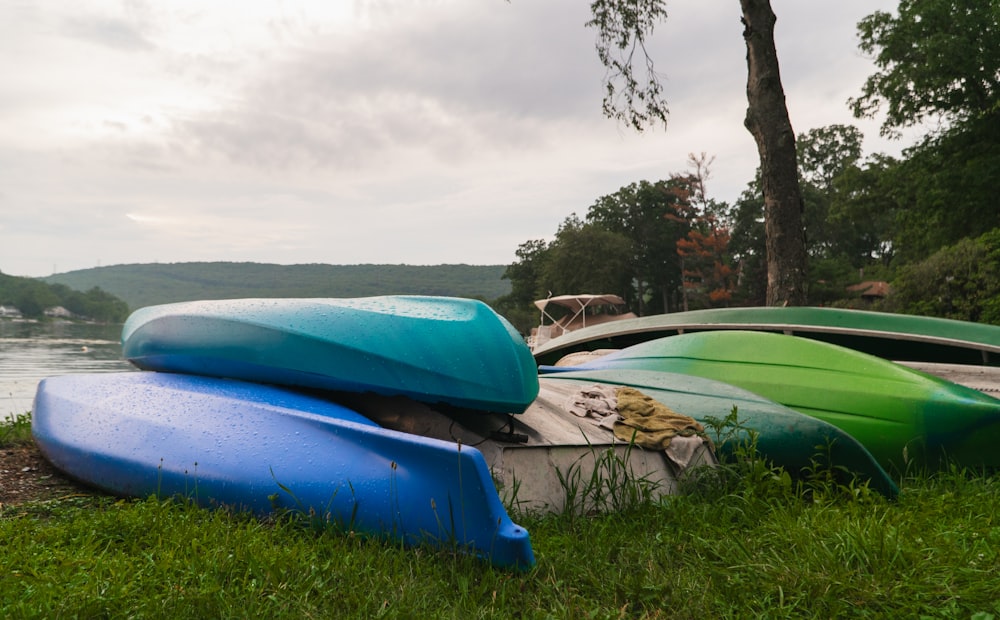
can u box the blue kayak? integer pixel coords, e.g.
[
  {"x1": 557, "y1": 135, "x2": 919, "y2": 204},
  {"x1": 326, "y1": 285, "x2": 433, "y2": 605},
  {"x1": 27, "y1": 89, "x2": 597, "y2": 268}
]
[
  {"x1": 32, "y1": 372, "x2": 534, "y2": 569},
  {"x1": 121, "y1": 296, "x2": 539, "y2": 414}
]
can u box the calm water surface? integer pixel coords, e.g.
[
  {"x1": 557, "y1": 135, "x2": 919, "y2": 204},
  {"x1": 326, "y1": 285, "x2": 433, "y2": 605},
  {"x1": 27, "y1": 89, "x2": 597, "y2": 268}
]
[{"x1": 0, "y1": 321, "x2": 134, "y2": 416}]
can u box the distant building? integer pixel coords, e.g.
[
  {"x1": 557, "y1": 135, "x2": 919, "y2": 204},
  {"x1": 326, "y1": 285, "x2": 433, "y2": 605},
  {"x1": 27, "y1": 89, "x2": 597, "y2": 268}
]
[
  {"x1": 44, "y1": 306, "x2": 74, "y2": 318},
  {"x1": 0, "y1": 305, "x2": 22, "y2": 318},
  {"x1": 846, "y1": 281, "x2": 891, "y2": 303}
]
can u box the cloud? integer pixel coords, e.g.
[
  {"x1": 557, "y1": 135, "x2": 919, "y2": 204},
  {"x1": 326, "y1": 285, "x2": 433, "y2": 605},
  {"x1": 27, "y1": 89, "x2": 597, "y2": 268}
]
[
  {"x1": 0, "y1": 0, "x2": 913, "y2": 278},
  {"x1": 60, "y1": 14, "x2": 155, "y2": 51},
  {"x1": 159, "y1": 0, "x2": 605, "y2": 169}
]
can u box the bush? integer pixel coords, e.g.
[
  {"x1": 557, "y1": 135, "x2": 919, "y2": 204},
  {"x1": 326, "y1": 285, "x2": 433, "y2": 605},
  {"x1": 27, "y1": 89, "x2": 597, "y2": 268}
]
[{"x1": 888, "y1": 228, "x2": 1000, "y2": 323}]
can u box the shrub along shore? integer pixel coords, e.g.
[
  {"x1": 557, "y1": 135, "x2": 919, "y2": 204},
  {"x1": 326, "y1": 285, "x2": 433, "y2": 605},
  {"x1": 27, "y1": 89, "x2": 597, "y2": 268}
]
[{"x1": 2, "y1": 413, "x2": 998, "y2": 618}]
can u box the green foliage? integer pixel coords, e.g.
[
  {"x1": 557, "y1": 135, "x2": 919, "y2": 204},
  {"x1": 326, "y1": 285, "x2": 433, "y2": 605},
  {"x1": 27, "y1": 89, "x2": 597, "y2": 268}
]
[
  {"x1": 495, "y1": 240, "x2": 550, "y2": 334},
  {"x1": 797, "y1": 124, "x2": 863, "y2": 191},
  {"x1": 847, "y1": 1, "x2": 1000, "y2": 266},
  {"x1": 0, "y1": 271, "x2": 128, "y2": 322},
  {"x1": 42, "y1": 262, "x2": 510, "y2": 311},
  {"x1": 888, "y1": 228, "x2": 1000, "y2": 324},
  {"x1": 60, "y1": 286, "x2": 130, "y2": 323},
  {"x1": 808, "y1": 256, "x2": 859, "y2": 306},
  {"x1": 831, "y1": 0, "x2": 1000, "y2": 313},
  {"x1": 587, "y1": 0, "x2": 669, "y2": 131},
  {"x1": 542, "y1": 216, "x2": 634, "y2": 300},
  {"x1": 828, "y1": 153, "x2": 899, "y2": 266},
  {"x1": 852, "y1": 0, "x2": 1000, "y2": 136},
  {"x1": 587, "y1": 177, "x2": 706, "y2": 314},
  {"x1": 728, "y1": 181, "x2": 768, "y2": 306},
  {"x1": 883, "y1": 115, "x2": 1000, "y2": 262},
  {"x1": 0, "y1": 412, "x2": 32, "y2": 446},
  {"x1": 796, "y1": 124, "x2": 881, "y2": 271},
  {"x1": 501, "y1": 177, "x2": 709, "y2": 326}
]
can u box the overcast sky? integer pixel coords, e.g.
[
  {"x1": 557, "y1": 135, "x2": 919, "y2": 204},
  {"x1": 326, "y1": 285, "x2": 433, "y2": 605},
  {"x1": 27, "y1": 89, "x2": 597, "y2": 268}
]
[{"x1": 0, "y1": 0, "x2": 915, "y2": 278}]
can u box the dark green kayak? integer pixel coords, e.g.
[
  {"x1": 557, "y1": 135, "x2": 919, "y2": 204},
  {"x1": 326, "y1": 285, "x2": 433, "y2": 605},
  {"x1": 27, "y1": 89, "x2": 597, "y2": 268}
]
[
  {"x1": 540, "y1": 330, "x2": 1000, "y2": 475},
  {"x1": 532, "y1": 306, "x2": 1000, "y2": 367},
  {"x1": 538, "y1": 369, "x2": 899, "y2": 497}
]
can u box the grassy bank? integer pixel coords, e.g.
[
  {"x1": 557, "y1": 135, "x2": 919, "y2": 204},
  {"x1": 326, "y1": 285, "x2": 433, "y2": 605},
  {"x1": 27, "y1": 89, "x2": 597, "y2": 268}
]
[{"x1": 3, "y1": 414, "x2": 999, "y2": 618}]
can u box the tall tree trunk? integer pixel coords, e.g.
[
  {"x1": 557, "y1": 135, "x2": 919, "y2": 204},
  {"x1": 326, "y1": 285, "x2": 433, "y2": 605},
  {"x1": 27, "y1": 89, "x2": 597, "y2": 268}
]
[{"x1": 740, "y1": 0, "x2": 808, "y2": 306}]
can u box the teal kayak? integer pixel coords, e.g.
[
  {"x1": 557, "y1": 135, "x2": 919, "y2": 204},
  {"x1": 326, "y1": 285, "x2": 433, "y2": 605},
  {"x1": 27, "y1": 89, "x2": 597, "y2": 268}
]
[
  {"x1": 122, "y1": 296, "x2": 539, "y2": 414},
  {"x1": 538, "y1": 369, "x2": 898, "y2": 497},
  {"x1": 532, "y1": 306, "x2": 1000, "y2": 367},
  {"x1": 540, "y1": 331, "x2": 1000, "y2": 474}
]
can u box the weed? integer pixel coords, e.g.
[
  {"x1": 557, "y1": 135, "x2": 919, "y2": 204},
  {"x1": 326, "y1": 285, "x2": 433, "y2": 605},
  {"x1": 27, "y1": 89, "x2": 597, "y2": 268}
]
[
  {"x1": 553, "y1": 438, "x2": 663, "y2": 520},
  {"x1": 683, "y1": 406, "x2": 793, "y2": 501},
  {"x1": 800, "y1": 438, "x2": 877, "y2": 503},
  {"x1": 0, "y1": 411, "x2": 32, "y2": 446}
]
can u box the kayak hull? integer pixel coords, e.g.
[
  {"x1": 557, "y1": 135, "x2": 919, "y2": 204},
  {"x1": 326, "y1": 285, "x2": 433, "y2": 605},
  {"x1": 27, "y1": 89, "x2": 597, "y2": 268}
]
[
  {"x1": 541, "y1": 331, "x2": 1000, "y2": 474},
  {"x1": 121, "y1": 296, "x2": 539, "y2": 414},
  {"x1": 32, "y1": 372, "x2": 534, "y2": 569},
  {"x1": 532, "y1": 306, "x2": 1000, "y2": 367},
  {"x1": 537, "y1": 369, "x2": 898, "y2": 497}
]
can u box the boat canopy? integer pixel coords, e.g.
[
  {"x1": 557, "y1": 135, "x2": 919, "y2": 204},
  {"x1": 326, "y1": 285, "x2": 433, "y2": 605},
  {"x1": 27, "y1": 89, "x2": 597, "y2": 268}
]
[
  {"x1": 533, "y1": 294, "x2": 628, "y2": 314},
  {"x1": 529, "y1": 294, "x2": 635, "y2": 350}
]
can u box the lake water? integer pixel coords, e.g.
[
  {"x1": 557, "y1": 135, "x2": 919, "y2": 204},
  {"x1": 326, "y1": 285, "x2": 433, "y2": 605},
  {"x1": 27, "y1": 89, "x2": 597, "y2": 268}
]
[{"x1": 0, "y1": 321, "x2": 134, "y2": 417}]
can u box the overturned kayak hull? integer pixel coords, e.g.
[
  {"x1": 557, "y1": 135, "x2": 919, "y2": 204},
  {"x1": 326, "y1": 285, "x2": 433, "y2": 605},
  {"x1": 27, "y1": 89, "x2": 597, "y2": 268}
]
[
  {"x1": 532, "y1": 306, "x2": 1000, "y2": 367},
  {"x1": 536, "y1": 369, "x2": 898, "y2": 498},
  {"x1": 541, "y1": 331, "x2": 1000, "y2": 474},
  {"x1": 122, "y1": 297, "x2": 539, "y2": 414},
  {"x1": 32, "y1": 372, "x2": 534, "y2": 569}
]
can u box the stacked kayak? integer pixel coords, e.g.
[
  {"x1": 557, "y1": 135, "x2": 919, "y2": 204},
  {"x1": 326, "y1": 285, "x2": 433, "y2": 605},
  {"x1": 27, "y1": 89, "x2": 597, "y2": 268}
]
[
  {"x1": 34, "y1": 295, "x2": 929, "y2": 569},
  {"x1": 532, "y1": 306, "x2": 1000, "y2": 367},
  {"x1": 536, "y1": 369, "x2": 898, "y2": 498},
  {"x1": 33, "y1": 372, "x2": 532, "y2": 569},
  {"x1": 121, "y1": 297, "x2": 539, "y2": 414},
  {"x1": 34, "y1": 296, "x2": 540, "y2": 569},
  {"x1": 541, "y1": 330, "x2": 1000, "y2": 474}
]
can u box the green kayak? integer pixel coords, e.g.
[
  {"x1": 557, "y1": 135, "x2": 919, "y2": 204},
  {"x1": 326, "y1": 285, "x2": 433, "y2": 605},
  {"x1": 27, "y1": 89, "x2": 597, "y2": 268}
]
[
  {"x1": 532, "y1": 306, "x2": 1000, "y2": 367},
  {"x1": 538, "y1": 369, "x2": 898, "y2": 497},
  {"x1": 540, "y1": 331, "x2": 1000, "y2": 474}
]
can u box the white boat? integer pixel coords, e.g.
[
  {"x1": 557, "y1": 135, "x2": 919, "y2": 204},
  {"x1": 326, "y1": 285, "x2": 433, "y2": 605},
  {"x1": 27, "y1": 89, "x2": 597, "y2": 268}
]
[{"x1": 527, "y1": 294, "x2": 638, "y2": 351}]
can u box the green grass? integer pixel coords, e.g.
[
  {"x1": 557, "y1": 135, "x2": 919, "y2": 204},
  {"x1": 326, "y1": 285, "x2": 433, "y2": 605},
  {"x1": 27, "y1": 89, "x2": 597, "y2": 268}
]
[
  {"x1": 5, "y1": 414, "x2": 1000, "y2": 619},
  {"x1": 0, "y1": 411, "x2": 33, "y2": 445}
]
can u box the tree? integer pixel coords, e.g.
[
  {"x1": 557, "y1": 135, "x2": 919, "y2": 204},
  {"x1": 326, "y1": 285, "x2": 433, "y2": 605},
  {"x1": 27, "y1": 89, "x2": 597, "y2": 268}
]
[
  {"x1": 728, "y1": 180, "x2": 768, "y2": 305},
  {"x1": 542, "y1": 216, "x2": 634, "y2": 298},
  {"x1": 588, "y1": 0, "x2": 808, "y2": 306},
  {"x1": 586, "y1": 178, "x2": 696, "y2": 314},
  {"x1": 496, "y1": 239, "x2": 551, "y2": 333},
  {"x1": 850, "y1": 0, "x2": 1000, "y2": 137},
  {"x1": 827, "y1": 153, "x2": 898, "y2": 267},
  {"x1": 65, "y1": 286, "x2": 131, "y2": 323},
  {"x1": 849, "y1": 1, "x2": 1000, "y2": 260},
  {"x1": 501, "y1": 173, "x2": 708, "y2": 322},
  {"x1": 875, "y1": 116, "x2": 1000, "y2": 262},
  {"x1": 11, "y1": 281, "x2": 60, "y2": 319},
  {"x1": 677, "y1": 225, "x2": 736, "y2": 310},
  {"x1": 730, "y1": 121, "x2": 867, "y2": 306},
  {"x1": 667, "y1": 154, "x2": 736, "y2": 310},
  {"x1": 796, "y1": 125, "x2": 868, "y2": 263},
  {"x1": 797, "y1": 125, "x2": 863, "y2": 191},
  {"x1": 739, "y1": 1, "x2": 808, "y2": 306}
]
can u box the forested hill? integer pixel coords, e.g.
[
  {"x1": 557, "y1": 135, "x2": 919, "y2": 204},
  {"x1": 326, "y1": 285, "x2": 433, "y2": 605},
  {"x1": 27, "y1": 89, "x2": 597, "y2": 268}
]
[{"x1": 42, "y1": 262, "x2": 511, "y2": 311}]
